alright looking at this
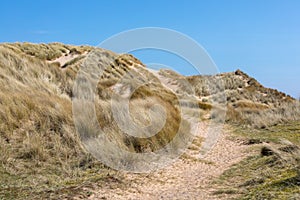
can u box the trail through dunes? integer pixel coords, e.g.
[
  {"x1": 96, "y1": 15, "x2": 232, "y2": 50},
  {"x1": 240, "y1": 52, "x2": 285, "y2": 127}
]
[
  {"x1": 76, "y1": 67, "x2": 254, "y2": 200},
  {"x1": 83, "y1": 123, "x2": 252, "y2": 200},
  {"x1": 1, "y1": 43, "x2": 298, "y2": 199}
]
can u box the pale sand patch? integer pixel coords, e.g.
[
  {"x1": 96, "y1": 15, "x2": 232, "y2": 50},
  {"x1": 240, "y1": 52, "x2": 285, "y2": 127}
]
[{"x1": 48, "y1": 51, "x2": 88, "y2": 67}]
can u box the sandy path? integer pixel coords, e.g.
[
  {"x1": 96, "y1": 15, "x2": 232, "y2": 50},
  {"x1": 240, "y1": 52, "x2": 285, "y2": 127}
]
[
  {"x1": 86, "y1": 123, "x2": 250, "y2": 200},
  {"x1": 80, "y1": 70, "x2": 251, "y2": 199}
]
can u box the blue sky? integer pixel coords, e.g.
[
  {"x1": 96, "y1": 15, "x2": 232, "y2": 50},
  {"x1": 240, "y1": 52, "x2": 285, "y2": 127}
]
[{"x1": 0, "y1": 0, "x2": 299, "y2": 98}]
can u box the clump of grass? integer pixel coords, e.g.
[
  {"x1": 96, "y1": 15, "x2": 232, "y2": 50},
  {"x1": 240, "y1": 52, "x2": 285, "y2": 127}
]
[
  {"x1": 92, "y1": 54, "x2": 190, "y2": 153},
  {"x1": 198, "y1": 101, "x2": 213, "y2": 110}
]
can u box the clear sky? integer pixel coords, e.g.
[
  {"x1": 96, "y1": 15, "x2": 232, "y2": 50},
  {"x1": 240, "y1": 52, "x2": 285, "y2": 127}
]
[{"x1": 0, "y1": 0, "x2": 299, "y2": 98}]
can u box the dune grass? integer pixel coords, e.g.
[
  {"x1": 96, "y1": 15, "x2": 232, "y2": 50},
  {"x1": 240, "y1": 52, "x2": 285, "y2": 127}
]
[
  {"x1": 2, "y1": 42, "x2": 93, "y2": 61},
  {"x1": 1, "y1": 42, "x2": 299, "y2": 199},
  {"x1": 0, "y1": 43, "x2": 192, "y2": 198},
  {"x1": 0, "y1": 44, "x2": 117, "y2": 199},
  {"x1": 226, "y1": 101, "x2": 300, "y2": 128},
  {"x1": 214, "y1": 121, "x2": 300, "y2": 200}
]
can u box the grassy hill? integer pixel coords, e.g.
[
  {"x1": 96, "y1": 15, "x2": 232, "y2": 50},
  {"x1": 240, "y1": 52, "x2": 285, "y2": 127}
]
[{"x1": 0, "y1": 43, "x2": 299, "y2": 199}]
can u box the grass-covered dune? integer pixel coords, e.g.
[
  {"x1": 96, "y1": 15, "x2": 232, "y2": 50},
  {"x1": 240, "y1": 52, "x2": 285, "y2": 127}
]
[
  {"x1": 0, "y1": 42, "x2": 299, "y2": 199},
  {"x1": 0, "y1": 43, "x2": 190, "y2": 198}
]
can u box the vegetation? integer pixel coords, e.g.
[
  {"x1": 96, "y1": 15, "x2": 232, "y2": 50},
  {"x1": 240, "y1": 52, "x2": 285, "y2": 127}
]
[
  {"x1": 0, "y1": 44, "x2": 116, "y2": 199},
  {"x1": 0, "y1": 43, "x2": 190, "y2": 198},
  {"x1": 226, "y1": 101, "x2": 300, "y2": 128},
  {"x1": 214, "y1": 122, "x2": 300, "y2": 200},
  {"x1": 0, "y1": 42, "x2": 299, "y2": 199},
  {"x1": 187, "y1": 69, "x2": 294, "y2": 108}
]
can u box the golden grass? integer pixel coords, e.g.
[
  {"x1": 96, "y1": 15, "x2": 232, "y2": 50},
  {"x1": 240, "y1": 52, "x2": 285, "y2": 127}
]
[
  {"x1": 93, "y1": 56, "x2": 190, "y2": 153},
  {"x1": 0, "y1": 44, "x2": 112, "y2": 198},
  {"x1": 0, "y1": 42, "x2": 299, "y2": 198},
  {"x1": 0, "y1": 43, "x2": 191, "y2": 198},
  {"x1": 187, "y1": 70, "x2": 294, "y2": 108},
  {"x1": 2, "y1": 42, "x2": 93, "y2": 61}
]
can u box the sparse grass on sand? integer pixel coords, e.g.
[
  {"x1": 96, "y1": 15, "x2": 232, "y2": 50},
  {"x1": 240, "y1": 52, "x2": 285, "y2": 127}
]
[{"x1": 214, "y1": 121, "x2": 300, "y2": 200}]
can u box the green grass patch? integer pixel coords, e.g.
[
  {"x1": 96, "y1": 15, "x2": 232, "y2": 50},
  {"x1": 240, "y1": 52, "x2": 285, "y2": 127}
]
[
  {"x1": 232, "y1": 121, "x2": 300, "y2": 145},
  {"x1": 214, "y1": 121, "x2": 300, "y2": 199}
]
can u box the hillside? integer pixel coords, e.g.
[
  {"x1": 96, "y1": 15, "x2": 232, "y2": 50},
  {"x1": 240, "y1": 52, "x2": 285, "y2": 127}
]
[{"x1": 0, "y1": 43, "x2": 299, "y2": 199}]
